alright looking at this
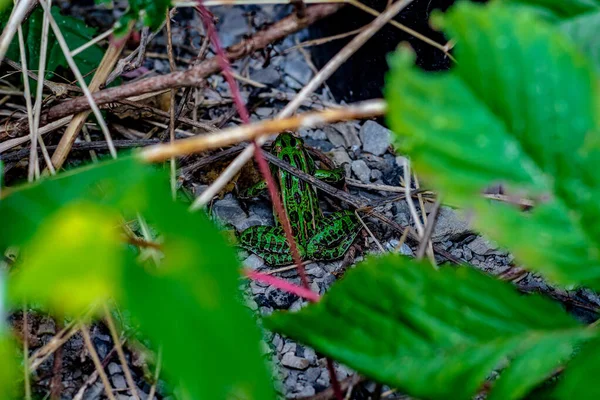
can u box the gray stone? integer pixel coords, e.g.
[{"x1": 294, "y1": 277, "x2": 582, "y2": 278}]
[
  {"x1": 298, "y1": 128, "x2": 326, "y2": 140},
  {"x1": 243, "y1": 254, "x2": 265, "y2": 270},
  {"x1": 255, "y1": 107, "x2": 273, "y2": 118},
  {"x1": 431, "y1": 207, "x2": 471, "y2": 242},
  {"x1": 107, "y1": 362, "x2": 122, "y2": 375},
  {"x1": 273, "y1": 334, "x2": 284, "y2": 353},
  {"x1": 265, "y1": 286, "x2": 298, "y2": 309},
  {"x1": 285, "y1": 54, "x2": 313, "y2": 86},
  {"x1": 251, "y1": 65, "x2": 281, "y2": 86},
  {"x1": 306, "y1": 266, "x2": 325, "y2": 278},
  {"x1": 370, "y1": 169, "x2": 383, "y2": 181},
  {"x1": 83, "y1": 382, "x2": 104, "y2": 400},
  {"x1": 216, "y1": 7, "x2": 248, "y2": 47},
  {"x1": 282, "y1": 341, "x2": 297, "y2": 354},
  {"x1": 281, "y1": 353, "x2": 310, "y2": 370},
  {"x1": 212, "y1": 196, "x2": 247, "y2": 231},
  {"x1": 351, "y1": 160, "x2": 371, "y2": 183},
  {"x1": 111, "y1": 374, "x2": 127, "y2": 390},
  {"x1": 294, "y1": 385, "x2": 315, "y2": 397},
  {"x1": 385, "y1": 239, "x2": 414, "y2": 256},
  {"x1": 467, "y1": 236, "x2": 502, "y2": 256},
  {"x1": 463, "y1": 246, "x2": 473, "y2": 261},
  {"x1": 303, "y1": 347, "x2": 317, "y2": 364},
  {"x1": 304, "y1": 367, "x2": 321, "y2": 383},
  {"x1": 360, "y1": 121, "x2": 391, "y2": 156},
  {"x1": 323, "y1": 126, "x2": 346, "y2": 147}
]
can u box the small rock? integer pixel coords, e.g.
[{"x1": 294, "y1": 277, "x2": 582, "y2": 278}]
[
  {"x1": 467, "y1": 236, "x2": 502, "y2": 256},
  {"x1": 359, "y1": 121, "x2": 391, "y2": 156},
  {"x1": 431, "y1": 207, "x2": 471, "y2": 242},
  {"x1": 83, "y1": 382, "x2": 104, "y2": 400},
  {"x1": 107, "y1": 362, "x2": 122, "y2": 375},
  {"x1": 351, "y1": 160, "x2": 371, "y2": 183},
  {"x1": 255, "y1": 107, "x2": 273, "y2": 118},
  {"x1": 265, "y1": 286, "x2": 298, "y2": 309},
  {"x1": 212, "y1": 196, "x2": 247, "y2": 231},
  {"x1": 370, "y1": 169, "x2": 383, "y2": 181},
  {"x1": 111, "y1": 374, "x2": 127, "y2": 390},
  {"x1": 282, "y1": 341, "x2": 297, "y2": 354},
  {"x1": 244, "y1": 254, "x2": 265, "y2": 270},
  {"x1": 273, "y1": 334, "x2": 284, "y2": 353},
  {"x1": 294, "y1": 385, "x2": 316, "y2": 397},
  {"x1": 299, "y1": 128, "x2": 326, "y2": 140},
  {"x1": 251, "y1": 65, "x2": 281, "y2": 86},
  {"x1": 304, "y1": 367, "x2": 321, "y2": 383},
  {"x1": 306, "y1": 266, "x2": 325, "y2": 278},
  {"x1": 463, "y1": 246, "x2": 473, "y2": 261},
  {"x1": 323, "y1": 126, "x2": 346, "y2": 147},
  {"x1": 281, "y1": 353, "x2": 310, "y2": 370}
]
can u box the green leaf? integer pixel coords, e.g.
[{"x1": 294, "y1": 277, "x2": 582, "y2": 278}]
[
  {"x1": 0, "y1": 336, "x2": 19, "y2": 399},
  {"x1": 550, "y1": 338, "x2": 600, "y2": 399},
  {"x1": 267, "y1": 255, "x2": 591, "y2": 400},
  {"x1": 559, "y1": 11, "x2": 600, "y2": 70},
  {"x1": 1, "y1": 6, "x2": 104, "y2": 90},
  {"x1": 112, "y1": 0, "x2": 171, "y2": 34},
  {"x1": 0, "y1": 156, "x2": 276, "y2": 399},
  {"x1": 385, "y1": 2, "x2": 600, "y2": 289},
  {"x1": 499, "y1": 1, "x2": 600, "y2": 69},
  {"x1": 8, "y1": 202, "x2": 125, "y2": 315},
  {"x1": 500, "y1": 0, "x2": 600, "y2": 19}
]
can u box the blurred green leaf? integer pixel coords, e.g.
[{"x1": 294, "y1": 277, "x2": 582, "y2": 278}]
[
  {"x1": 0, "y1": 156, "x2": 275, "y2": 398},
  {"x1": 499, "y1": 0, "x2": 600, "y2": 69},
  {"x1": 0, "y1": 6, "x2": 104, "y2": 89},
  {"x1": 385, "y1": 2, "x2": 600, "y2": 289},
  {"x1": 500, "y1": 0, "x2": 600, "y2": 19},
  {"x1": 9, "y1": 202, "x2": 124, "y2": 315},
  {"x1": 0, "y1": 335, "x2": 19, "y2": 399},
  {"x1": 550, "y1": 338, "x2": 600, "y2": 399},
  {"x1": 123, "y1": 177, "x2": 275, "y2": 400},
  {"x1": 268, "y1": 255, "x2": 591, "y2": 400}
]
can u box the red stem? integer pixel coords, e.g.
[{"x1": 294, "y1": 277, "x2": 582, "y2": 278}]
[
  {"x1": 195, "y1": 2, "x2": 309, "y2": 289},
  {"x1": 196, "y1": 5, "x2": 343, "y2": 399}
]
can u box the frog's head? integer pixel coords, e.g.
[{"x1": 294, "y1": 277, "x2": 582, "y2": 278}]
[{"x1": 272, "y1": 132, "x2": 303, "y2": 155}]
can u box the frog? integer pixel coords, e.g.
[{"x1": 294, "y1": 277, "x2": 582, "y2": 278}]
[{"x1": 237, "y1": 132, "x2": 361, "y2": 266}]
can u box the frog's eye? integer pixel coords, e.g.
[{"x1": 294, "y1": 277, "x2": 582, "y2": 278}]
[{"x1": 275, "y1": 145, "x2": 282, "y2": 153}]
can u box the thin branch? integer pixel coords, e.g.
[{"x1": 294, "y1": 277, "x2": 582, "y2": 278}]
[
  {"x1": 166, "y1": 8, "x2": 178, "y2": 199},
  {"x1": 70, "y1": 28, "x2": 114, "y2": 57},
  {"x1": 23, "y1": 307, "x2": 31, "y2": 400},
  {"x1": 37, "y1": 3, "x2": 343, "y2": 127}
]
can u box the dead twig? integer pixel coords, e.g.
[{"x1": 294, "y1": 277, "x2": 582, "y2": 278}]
[
  {"x1": 81, "y1": 325, "x2": 116, "y2": 400},
  {"x1": 140, "y1": 99, "x2": 386, "y2": 163},
  {"x1": 33, "y1": 4, "x2": 343, "y2": 128}
]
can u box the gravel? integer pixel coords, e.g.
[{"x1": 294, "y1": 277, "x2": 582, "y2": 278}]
[{"x1": 360, "y1": 120, "x2": 392, "y2": 156}]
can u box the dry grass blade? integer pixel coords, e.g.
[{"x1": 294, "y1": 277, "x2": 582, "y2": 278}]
[
  {"x1": 81, "y1": 325, "x2": 116, "y2": 400},
  {"x1": 0, "y1": 0, "x2": 35, "y2": 63},
  {"x1": 141, "y1": 99, "x2": 386, "y2": 163},
  {"x1": 38, "y1": 0, "x2": 119, "y2": 170}
]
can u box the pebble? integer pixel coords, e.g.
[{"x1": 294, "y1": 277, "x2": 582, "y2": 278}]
[
  {"x1": 107, "y1": 362, "x2": 122, "y2": 375},
  {"x1": 306, "y1": 266, "x2": 325, "y2": 278},
  {"x1": 323, "y1": 126, "x2": 346, "y2": 147},
  {"x1": 251, "y1": 65, "x2": 281, "y2": 86},
  {"x1": 36, "y1": 320, "x2": 56, "y2": 335},
  {"x1": 359, "y1": 121, "x2": 391, "y2": 156},
  {"x1": 281, "y1": 353, "x2": 310, "y2": 370},
  {"x1": 111, "y1": 374, "x2": 127, "y2": 390},
  {"x1": 304, "y1": 367, "x2": 321, "y2": 383},
  {"x1": 351, "y1": 159, "x2": 371, "y2": 183},
  {"x1": 265, "y1": 286, "x2": 299, "y2": 309},
  {"x1": 431, "y1": 207, "x2": 471, "y2": 242},
  {"x1": 243, "y1": 254, "x2": 266, "y2": 270},
  {"x1": 282, "y1": 342, "x2": 297, "y2": 354},
  {"x1": 467, "y1": 236, "x2": 502, "y2": 256}
]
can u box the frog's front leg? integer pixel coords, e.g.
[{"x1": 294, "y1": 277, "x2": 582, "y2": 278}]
[
  {"x1": 306, "y1": 210, "x2": 361, "y2": 261},
  {"x1": 314, "y1": 167, "x2": 346, "y2": 185},
  {"x1": 238, "y1": 225, "x2": 305, "y2": 266}
]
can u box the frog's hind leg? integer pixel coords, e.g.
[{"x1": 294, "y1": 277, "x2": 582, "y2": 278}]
[
  {"x1": 307, "y1": 210, "x2": 361, "y2": 261},
  {"x1": 237, "y1": 225, "x2": 302, "y2": 266}
]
